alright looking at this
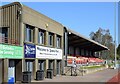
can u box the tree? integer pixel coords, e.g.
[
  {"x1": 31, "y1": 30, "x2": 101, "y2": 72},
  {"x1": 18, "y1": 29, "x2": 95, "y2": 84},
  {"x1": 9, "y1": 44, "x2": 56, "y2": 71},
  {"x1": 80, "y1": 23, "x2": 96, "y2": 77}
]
[
  {"x1": 89, "y1": 28, "x2": 115, "y2": 60},
  {"x1": 117, "y1": 44, "x2": 120, "y2": 60}
]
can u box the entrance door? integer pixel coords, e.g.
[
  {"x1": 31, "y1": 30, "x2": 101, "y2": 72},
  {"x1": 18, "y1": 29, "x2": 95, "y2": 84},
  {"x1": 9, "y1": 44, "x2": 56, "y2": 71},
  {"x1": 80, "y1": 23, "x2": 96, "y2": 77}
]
[
  {"x1": 38, "y1": 60, "x2": 45, "y2": 71},
  {"x1": 49, "y1": 60, "x2": 54, "y2": 69},
  {"x1": 56, "y1": 60, "x2": 61, "y2": 75},
  {"x1": 8, "y1": 60, "x2": 15, "y2": 83},
  {"x1": 26, "y1": 60, "x2": 33, "y2": 80},
  {"x1": 15, "y1": 60, "x2": 22, "y2": 82}
]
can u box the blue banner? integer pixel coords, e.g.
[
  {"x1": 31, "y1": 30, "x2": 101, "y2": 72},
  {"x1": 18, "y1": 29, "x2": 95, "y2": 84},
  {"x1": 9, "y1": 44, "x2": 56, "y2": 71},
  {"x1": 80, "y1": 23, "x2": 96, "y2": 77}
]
[{"x1": 24, "y1": 43, "x2": 36, "y2": 58}]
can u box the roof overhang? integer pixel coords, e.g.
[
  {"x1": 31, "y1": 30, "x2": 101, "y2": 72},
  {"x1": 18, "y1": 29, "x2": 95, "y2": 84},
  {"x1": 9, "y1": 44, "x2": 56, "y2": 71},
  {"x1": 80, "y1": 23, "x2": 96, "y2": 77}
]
[{"x1": 67, "y1": 28, "x2": 109, "y2": 52}]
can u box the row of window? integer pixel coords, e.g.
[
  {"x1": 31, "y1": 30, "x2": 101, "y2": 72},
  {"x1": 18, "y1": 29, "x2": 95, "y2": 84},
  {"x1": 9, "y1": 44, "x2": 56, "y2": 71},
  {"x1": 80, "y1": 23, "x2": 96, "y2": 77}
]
[{"x1": 25, "y1": 24, "x2": 61, "y2": 48}]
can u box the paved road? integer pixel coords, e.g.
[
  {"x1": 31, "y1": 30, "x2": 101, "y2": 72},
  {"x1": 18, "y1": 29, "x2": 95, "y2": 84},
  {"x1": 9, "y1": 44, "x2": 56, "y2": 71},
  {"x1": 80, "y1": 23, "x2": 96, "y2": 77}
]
[{"x1": 32, "y1": 69, "x2": 119, "y2": 82}]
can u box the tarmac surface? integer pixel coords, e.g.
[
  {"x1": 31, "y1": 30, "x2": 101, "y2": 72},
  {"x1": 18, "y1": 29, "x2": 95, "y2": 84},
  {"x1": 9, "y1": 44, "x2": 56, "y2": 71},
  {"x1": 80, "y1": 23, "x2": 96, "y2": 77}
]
[{"x1": 32, "y1": 68, "x2": 119, "y2": 83}]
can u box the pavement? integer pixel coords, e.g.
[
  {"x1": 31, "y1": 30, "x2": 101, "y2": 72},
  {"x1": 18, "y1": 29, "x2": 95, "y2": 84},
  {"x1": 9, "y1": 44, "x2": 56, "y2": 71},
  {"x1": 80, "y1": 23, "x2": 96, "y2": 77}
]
[
  {"x1": 107, "y1": 70, "x2": 120, "y2": 83},
  {"x1": 32, "y1": 68, "x2": 119, "y2": 83}
]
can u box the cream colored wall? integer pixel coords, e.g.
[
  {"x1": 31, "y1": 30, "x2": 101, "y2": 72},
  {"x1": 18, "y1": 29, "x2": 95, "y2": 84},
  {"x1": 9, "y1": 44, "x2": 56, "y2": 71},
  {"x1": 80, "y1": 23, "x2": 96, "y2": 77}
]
[{"x1": 22, "y1": 5, "x2": 63, "y2": 36}]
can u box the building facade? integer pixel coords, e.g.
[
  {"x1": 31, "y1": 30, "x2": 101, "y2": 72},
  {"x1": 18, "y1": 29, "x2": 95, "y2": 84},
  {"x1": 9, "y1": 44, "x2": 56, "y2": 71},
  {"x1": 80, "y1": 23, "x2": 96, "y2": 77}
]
[
  {"x1": 0, "y1": 2, "x2": 109, "y2": 83},
  {"x1": 0, "y1": 2, "x2": 64, "y2": 83}
]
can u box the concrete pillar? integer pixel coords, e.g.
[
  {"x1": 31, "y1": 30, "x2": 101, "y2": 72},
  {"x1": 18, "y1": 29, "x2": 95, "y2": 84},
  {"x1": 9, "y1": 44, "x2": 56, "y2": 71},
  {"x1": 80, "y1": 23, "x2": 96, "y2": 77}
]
[
  {"x1": 34, "y1": 59, "x2": 38, "y2": 79},
  {"x1": 20, "y1": 23, "x2": 24, "y2": 46},
  {"x1": 61, "y1": 35, "x2": 65, "y2": 75},
  {"x1": 22, "y1": 59, "x2": 25, "y2": 72},
  {"x1": 54, "y1": 60, "x2": 57, "y2": 76},
  {"x1": 45, "y1": 59, "x2": 48, "y2": 77},
  {"x1": 3, "y1": 59, "x2": 8, "y2": 82},
  {"x1": 35, "y1": 59, "x2": 38, "y2": 71},
  {"x1": 34, "y1": 28, "x2": 38, "y2": 44},
  {"x1": 54, "y1": 34, "x2": 56, "y2": 48},
  {"x1": 0, "y1": 59, "x2": 3, "y2": 83},
  {"x1": 64, "y1": 32, "x2": 68, "y2": 67},
  {"x1": 45, "y1": 31, "x2": 48, "y2": 46}
]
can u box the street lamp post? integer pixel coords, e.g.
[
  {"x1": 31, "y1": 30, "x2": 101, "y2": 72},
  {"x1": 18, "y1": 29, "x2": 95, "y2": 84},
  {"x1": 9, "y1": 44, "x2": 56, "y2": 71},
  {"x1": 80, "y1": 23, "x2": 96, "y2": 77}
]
[{"x1": 114, "y1": 2, "x2": 117, "y2": 69}]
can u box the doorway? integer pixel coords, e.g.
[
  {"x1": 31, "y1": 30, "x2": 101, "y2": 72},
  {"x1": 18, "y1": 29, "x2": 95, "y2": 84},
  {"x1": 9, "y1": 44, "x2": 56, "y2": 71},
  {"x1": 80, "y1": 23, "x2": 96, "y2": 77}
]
[
  {"x1": 25, "y1": 60, "x2": 34, "y2": 80},
  {"x1": 48, "y1": 60, "x2": 54, "y2": 69},
  {"x1": 56, "y1": 60, "x2": 61, "y2": 75},
  {"x1": 15, "y1": 60, "x2": 22, "y2": 82},
  {"x1": 8, "y1": 59, "x2": 22, "y2": 83},
  {"x1": 38, "y1": 60, "x2": 45, "y2": 71},
  {"x1": 8, "y1": 60, "x2": 15, "y2": 82}
]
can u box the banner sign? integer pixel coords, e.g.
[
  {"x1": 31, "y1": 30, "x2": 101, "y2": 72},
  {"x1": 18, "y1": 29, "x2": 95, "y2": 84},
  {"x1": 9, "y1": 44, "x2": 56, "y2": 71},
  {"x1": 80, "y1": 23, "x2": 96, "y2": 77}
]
[
  {"x1": 36, "y1": 45, "x2": 62, "y2": 59},
  {"x1": 24, "y1": 43, "x2": 36, "y2": 58},
  {"x1": 0, "y1": 44, "x2": 23, "y2": 58}
]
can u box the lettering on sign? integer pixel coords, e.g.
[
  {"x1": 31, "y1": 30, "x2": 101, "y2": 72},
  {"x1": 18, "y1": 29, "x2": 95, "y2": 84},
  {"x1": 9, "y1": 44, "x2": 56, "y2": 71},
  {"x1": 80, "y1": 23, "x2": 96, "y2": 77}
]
[{"x1": 36, "y1": 45, "x2": 62, "y2": 59}]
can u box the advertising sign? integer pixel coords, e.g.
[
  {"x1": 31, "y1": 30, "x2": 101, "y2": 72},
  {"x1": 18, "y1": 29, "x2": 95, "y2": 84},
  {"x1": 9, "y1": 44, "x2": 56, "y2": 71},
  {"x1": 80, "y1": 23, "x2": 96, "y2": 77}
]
[
  {"x1": 8, "y1": 67, "x2": 15, "y2": 83},
  {"x1": 24, "y1": 43, "x2": 36, "y2": 58},
  {"x1": 0, "y1": 44, "x2": 23, "y2": 58},
  {"x1": 36, "y1": 45, "x2": 62, "y2": 59}
]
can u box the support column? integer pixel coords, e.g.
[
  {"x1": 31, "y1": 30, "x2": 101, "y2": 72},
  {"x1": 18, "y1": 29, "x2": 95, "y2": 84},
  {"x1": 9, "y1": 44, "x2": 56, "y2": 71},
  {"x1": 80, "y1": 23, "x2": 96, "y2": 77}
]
[
  {"x1": 22, "y1": 59, "x2": 25, "y2": 72},
  {"x1": 34, "y1": 59, "x2": 38, "y2": 79},
  {"x1": 54, "y1": 34, "x2": 57, "y2": 47},
  {"x1": 45, "y1": 59, "x2": 48, "y2": 77},
  {"x1": 61, "y1": 34, "x2": 65, "y2": 74},
  {"x1": 3, "y1": 59, "x2": 8, "y2": 82},
  {"x1": 54, "y1": 60, "x2": 57, "y2": 76},
  {"x1": 34, "y1": 28, "x2": 38, "y2": 44},
  {"x1": 45, "y1": 31, "x2": 48, "y2": 46},
  {"x1": 0, "y1": 59, "x2": 3, "y2": 83},
  {"x1": 20, "y1": 23, "x2": 24, "y2": 46}
]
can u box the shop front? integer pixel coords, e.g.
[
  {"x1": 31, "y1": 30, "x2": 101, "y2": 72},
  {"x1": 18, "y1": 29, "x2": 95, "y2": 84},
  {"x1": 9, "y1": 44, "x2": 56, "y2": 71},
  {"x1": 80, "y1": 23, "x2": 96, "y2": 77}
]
[
  {"x1": 36, "y1": 45, "x2": 63, "y2": 77},
  {"x1": 0, "y1": 44, "x2": 23, "y2": 83},
  {"x1": 24, "y1": 43, "x2": 36, "y2": 81},
  {"x1": 56, "y1": 60, "x2": 61, "y2": 75}
]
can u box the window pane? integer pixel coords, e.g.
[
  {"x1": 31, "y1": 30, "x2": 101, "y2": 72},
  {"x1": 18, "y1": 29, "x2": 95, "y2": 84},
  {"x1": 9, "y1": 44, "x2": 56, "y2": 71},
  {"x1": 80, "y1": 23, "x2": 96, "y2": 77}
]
[
  {"x1": 39, "y1": 61, "x2": 44, "y2": 70},
  {"x1": 38, "y1": 30, "x2": 45, "y2": 44},
  {"x1": 48, "y1": 33, "x2": 53, "y2": 46},
  {"x1": 26, "y1": 61, "x2": 33, "y2": 72},
  {"x1": 25, "y1": 25, "x2": 34, "y2": 42},
  {"x1": 56, "y1": 36, "x2": 61, "y2": 48},
  {"x1": 26, "y1": 28, "x2": 29, "y2": 41}
]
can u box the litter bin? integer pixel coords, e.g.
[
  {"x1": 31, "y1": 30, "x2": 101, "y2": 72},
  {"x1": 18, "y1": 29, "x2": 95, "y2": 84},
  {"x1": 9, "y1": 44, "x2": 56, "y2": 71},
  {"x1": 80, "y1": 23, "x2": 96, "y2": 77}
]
[
  {"x1": 36, "y1": 70, "x2": 44, "y2": 80},
  {"x1": 22, "y1": 71, "x2": 31, "y2": 83},
  {"x1": 46, "y1": 69, "x2": 53, "y2": 79}
]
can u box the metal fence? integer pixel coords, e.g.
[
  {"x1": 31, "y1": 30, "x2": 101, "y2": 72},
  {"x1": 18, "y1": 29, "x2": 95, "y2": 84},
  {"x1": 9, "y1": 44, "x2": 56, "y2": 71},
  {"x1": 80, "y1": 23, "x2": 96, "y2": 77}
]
[{"x1": 0, "y1": 37, "x2": 19, "y2": 45}]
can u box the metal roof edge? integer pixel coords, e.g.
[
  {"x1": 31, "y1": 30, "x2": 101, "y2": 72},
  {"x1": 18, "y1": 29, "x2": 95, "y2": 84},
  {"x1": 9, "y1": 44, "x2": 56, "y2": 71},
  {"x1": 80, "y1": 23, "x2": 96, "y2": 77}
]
[{"x1": 66, "y1": 27, "x2": 109, "y2": 50}]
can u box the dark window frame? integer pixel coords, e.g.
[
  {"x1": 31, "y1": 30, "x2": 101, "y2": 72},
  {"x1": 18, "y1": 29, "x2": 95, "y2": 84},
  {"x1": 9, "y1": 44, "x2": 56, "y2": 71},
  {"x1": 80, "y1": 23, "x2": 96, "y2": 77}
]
[
  {"x1": 48, "y1": 32, "x2": 54, "y2": 46},
  {"x1": 56, "y1": 35, "x2": 61, "y2": 48},
  {"x1": 25, "y1": 24, "x2": 34, "y2": 43},
  {"x1": 0, "y1": 27, "x2": 8, "y2": 43},
  {"x1": 38, "y1": 29, "x2": 45, "y2": 45}
]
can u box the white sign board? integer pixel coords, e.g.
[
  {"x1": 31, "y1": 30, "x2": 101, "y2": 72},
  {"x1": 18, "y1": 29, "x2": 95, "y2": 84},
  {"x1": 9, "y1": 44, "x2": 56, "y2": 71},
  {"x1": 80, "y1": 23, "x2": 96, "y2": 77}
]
[{"x1": 36, "y1": 45, "x2": 62, "y2": 59}]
